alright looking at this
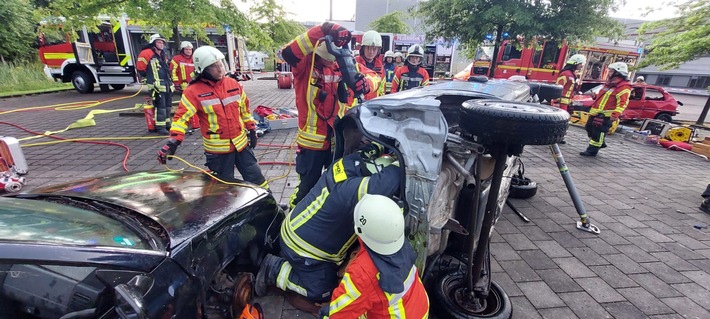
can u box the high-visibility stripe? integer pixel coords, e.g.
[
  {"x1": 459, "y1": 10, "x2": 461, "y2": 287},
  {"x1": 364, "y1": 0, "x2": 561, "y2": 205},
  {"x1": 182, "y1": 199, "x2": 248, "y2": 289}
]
[
  {"x1": 43, "y1": 53, "x2": 74, "y2": 60},
  {"x1": 384, "y1": 265, "x2": 418, "y2": 319},
  {"x1": 119, "y1": 54, "x2": 130, "y2": 66},
  {"x1": 290, "y1": 187, "x2": 329, "y2": 229},
  {"x1": 310, "y1": 72, "x2": 342, "y2": 83},
  {"x1": 357, "y1": 178, "x2": 369, "y2": 201},
  {"x1": 329, "y1": 273, "x2": 362, "y2": 314},
  {"x1": 171, "y1": 60, "x2": 179, "y2": 82},
  {"x1": 203, "y1": 105, "x2": 220, "y2": 137},
  {"x1": 295, "y1": 33, "x2": 314, "y2": 56},
  {"x1": 222, "y1": 94, "x2": 241, "y2": 105},
  {"x1": 280, "y1": 218, "x2": 341, "y2": 262}
]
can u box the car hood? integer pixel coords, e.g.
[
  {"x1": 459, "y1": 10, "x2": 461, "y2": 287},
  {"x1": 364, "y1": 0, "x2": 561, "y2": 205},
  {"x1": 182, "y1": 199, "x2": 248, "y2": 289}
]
[
  {"x1": 26, "y1": 171, "x2": 270, "y2": 248},
  {"x1": 383, "y1": 79, "x2": 532, "y2": 102}
]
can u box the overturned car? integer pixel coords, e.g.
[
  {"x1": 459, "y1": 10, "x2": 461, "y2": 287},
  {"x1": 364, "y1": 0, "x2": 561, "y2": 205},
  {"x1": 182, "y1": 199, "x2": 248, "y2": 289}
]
[{"x1": 334, "y1": 79, "x2": 569, "y2": 318}]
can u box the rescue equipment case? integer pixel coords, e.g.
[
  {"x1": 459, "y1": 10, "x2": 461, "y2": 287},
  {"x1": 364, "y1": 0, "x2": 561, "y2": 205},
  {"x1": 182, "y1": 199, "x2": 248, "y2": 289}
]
[{"x1": 0, "y1": 136, "x2": 28, "y2": 175}]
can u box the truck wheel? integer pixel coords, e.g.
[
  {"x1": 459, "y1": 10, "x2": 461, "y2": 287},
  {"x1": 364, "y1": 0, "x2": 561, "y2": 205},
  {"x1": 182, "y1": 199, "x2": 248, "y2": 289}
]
[
  {"x1": 433, "y1": 274, "x2": 512, "y2": 319},
  {"x1": 460, "y1": 99, "x2": 569, "y2": 146},
  {"x1": 71, "y1": 70, "x2": 94, "y2": 94},
  {"x1": 526, "y1": 82, "x2": 563, "y2": 102},
  {"x1": 654, "y1": 113, "x2": 673, "y2": 123},
  {"x1": 99, "y1": 84, "x2": 111, "y2": 92},
  {"x1": 111, "y1": 84, "x2": 126, "y2": 90}
]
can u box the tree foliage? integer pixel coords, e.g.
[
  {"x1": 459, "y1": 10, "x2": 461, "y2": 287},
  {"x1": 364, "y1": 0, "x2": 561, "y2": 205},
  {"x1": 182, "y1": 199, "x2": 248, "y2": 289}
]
[
  {"x1": 637, "y1": 0, "x2": 710, "y2": 70},
  {"x1": 249, "y1": 0, "x2": 306, "y2": 54},
  {"x1": 368, "y1": 11, "x2": 410, "y2": 34},
  {"x1": 0, "y1": 0, "x2": 37, "y2": 62}
]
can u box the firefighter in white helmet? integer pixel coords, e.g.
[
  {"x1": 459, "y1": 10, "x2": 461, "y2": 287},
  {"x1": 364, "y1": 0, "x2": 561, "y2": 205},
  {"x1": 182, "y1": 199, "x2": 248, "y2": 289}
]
[
  {"x1": 137, "y1": 34, "x2": 172, "y2": 134},
  {"x1": 580, "y1": 62, "x2": 631, "y2": 157},
  {"x1": 158, "y1": 46, "x2": 268, "y2": 189},
  {"x1": 356, "y1": 30, "x2": 385, "y2": 99},
  {"x1": 553, "y1": 53, "x2": 587, "y2": 144},
  {"x1": 171, "y1": 41, "x2": 195, "y2": 92},
  {"x1": 383, "y1": 50, "x2": 396, "y2": 94},
  {"x1": 320, "y1": 194, "x2": 430, "y2": 318},
  {"x1": 394, "y1": 51, "x2": 405, "y2": 68},
  {"x1": 391, "y1": 44, "x2": 430, "y2": 93}
]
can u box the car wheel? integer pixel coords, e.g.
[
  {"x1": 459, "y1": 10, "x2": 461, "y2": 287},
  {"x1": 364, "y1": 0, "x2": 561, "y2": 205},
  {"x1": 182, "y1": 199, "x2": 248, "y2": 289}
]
[
  {"x1": 655, "y1": 113, "x2": 673, "y2": 123},
  {"x1": 526, "y1": 82, "x2": 563, "y2": 102},
  {"x1": 433, "y1": 274, "x2": 512, "y2": 319},
  {"x1": 99, "y1": 84, "x2": 111, "y2": 92},
  {"x1": 509, "y1": 176, "x2": 538, "y2": 199},
  {"x1": 111, "y1": 84, "x2": 126, "y2": 90},
  {"x1": 71, "y1": 70, "x2": 94, "y2": 94},
  {"x1": 460, "y1": 99, "x2": 569, "y2": 146}
]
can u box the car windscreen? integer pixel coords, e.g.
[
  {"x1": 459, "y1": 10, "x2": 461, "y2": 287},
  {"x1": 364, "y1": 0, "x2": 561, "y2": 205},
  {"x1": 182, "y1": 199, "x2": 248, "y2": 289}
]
[
  {"x1": 0, "y1": 197, "x2": 153, "y2": 250},
  {"x1": 584, "y1": 84, "x2": 603, "y2": 95}
]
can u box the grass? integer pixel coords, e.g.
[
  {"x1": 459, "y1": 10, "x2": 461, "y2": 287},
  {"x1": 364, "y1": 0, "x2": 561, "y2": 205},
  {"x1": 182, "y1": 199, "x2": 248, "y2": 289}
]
[{"x1": 0, "y1": 61, "x2": 70, "y2": 94}]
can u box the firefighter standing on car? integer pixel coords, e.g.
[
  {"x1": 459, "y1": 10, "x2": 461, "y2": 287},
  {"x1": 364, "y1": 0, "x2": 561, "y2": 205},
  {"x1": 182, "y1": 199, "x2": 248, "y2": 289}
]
[
  {"x1": 355, "y1": 30, "x2": 385, "y2": 99},
  {"x1": 321, "y1": 195, "x2": 429, "y2": 319},
  {"x1": 255, "y1": 144, "x2": 401, "y2": 304},
  {"x1": 382, "y1": 51, "x2": 396, "y2": 94},
  {"x1": 170, "y1": 41, "x2": 200, "y2": 129},
  {"x1": 580, "y1": 62, "x2": 631, "y2": 157},
  {"x1": 283, "y1": 22, "x2": 379, "y2": 210},
  {"x1": 157, "y1": 46, "x2": 268, "y2": 188},
  {"x1": 391, "y1": 44, "x2": 430, "y2": 93},
  {"x1": 137, "y1": 34, "x2": 172, "y2": 135}
]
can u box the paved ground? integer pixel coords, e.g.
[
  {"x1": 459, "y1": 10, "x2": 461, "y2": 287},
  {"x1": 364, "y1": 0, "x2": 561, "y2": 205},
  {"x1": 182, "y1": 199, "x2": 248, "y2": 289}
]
[{"x1": 2, "y1": 75, "x2": 710, "y2": 318}]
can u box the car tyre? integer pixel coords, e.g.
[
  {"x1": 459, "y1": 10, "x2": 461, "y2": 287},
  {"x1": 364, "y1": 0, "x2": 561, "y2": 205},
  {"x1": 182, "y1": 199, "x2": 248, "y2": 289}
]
[
  {"x1": 71, "y1": 70, "x2": 94, "y2": 94},
  {"x1": 111, "y1": 84, "x2": 126, "y2": 90},
  {"x1": 654, "y1": 113, "x2": 673, "y2": 123},
  {"x1": 460, "y1": 99, "x2": 569, "y2": 146},
  {"x1": 509, "y1": 176, "x2": 538, "y2": 199},
  {"x1": 433, "y1": 274, "x2": 512, "y2": 319}
]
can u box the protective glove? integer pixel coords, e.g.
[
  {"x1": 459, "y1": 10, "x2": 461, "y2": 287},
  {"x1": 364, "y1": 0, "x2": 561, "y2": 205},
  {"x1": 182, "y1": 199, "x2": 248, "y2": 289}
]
[
  {"x1": 322, "y1": 22, "x2": 351, "y2": 47},
  {"x1": 354, "y1": 73, "x2": 370, "y2": 96},
  {"x1": 158, "y1": 139, "x2": 181, "y2": 164},
  {"x1": 248, "y1": 130, "x2": 258, "y2": 149},
  {"x1": 360, "y1": 142, "x2": 384, "y2": 160},
  {"x1": 591, "y1": 115, "x2": 605, "y2": 128},
  {"x1": 610, "y1": 112, "x2": 621, "y2": 121}
]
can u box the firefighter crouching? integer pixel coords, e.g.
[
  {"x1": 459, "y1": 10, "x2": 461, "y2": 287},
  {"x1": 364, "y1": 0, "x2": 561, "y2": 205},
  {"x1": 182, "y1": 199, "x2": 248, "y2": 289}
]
[
  {"x1": 137, "y1": 34, "x2": 173, "y2": 135},
  {"x1": 255, "y1": 144, "x2": 402, "y2": 304},
  {"x1": 391, "y1": 44, "x2": 430, "y2": 93},
  {"x1": 283, "y1": 22, "x2": 380, "y2": 210},
  {"x1": 355, "y1": 30, "x2": 385, "y2": 99},
  {"x1": 580, "y1": 62, "x2": 631, "y2": 157},
  {"x1": 157, "y1": 46, "x2": 268, "y2": 188}
]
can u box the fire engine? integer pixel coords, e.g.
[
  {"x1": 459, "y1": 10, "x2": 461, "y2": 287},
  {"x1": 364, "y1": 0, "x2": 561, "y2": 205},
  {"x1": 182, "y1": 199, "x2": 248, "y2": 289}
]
[
  {"x1": 471, "y1": 39, "x2": 642, "y2": 91},
  {"x1": 38, "y1": 16, "x2": 253, "y2": 94}
]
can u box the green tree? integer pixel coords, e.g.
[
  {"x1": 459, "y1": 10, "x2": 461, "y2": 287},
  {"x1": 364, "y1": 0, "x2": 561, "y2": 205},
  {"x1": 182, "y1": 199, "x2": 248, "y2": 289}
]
[
  {"x1": 0, "y1": 0, "x2": 37, "y2": 62},
  {"x1": 249, "y1": 0, "x2": 306, "y2": 54},
  {"x1": 638, "y1": 0, "x2": 710, "y2": 124},
  {"x1": 368, "y1": 11, "x2": 410, "y2": 34},
  {"x1": 416, "y1": 0, "x2": 623, "y2": 77}
]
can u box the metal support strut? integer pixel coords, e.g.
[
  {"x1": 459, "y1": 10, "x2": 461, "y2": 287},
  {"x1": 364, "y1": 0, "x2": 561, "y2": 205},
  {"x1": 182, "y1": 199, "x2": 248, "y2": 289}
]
[{"x1": 549, "y1": 143, "x2": 600, "y2": 234}]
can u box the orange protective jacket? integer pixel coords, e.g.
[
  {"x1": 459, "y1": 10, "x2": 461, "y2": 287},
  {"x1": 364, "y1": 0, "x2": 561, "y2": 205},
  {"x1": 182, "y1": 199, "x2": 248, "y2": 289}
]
[
  {"x1": 325, "y1": 239, "x2": 429, "y2": 319},
  {"x1": 590, "y1": 78, "x2": 631, "y2": 117},
  {"x1": 356, "y1": 55, "x2": 385, "y2": 99},
  {"x1": 282, "y1": 24, "x2": 379, "y2": 151},
  {"x1": 170, "y1": 77, "x2": 256, "y2": 153},
  {"x1": 170, "y1": 54, "x2": 195, "y2": 90},
  {"x1": 555, "y1": 69, "x2": 577, "y2": 107},
  {"x1": 391, "y1": 65, "x2": 429, "y2": 93}
]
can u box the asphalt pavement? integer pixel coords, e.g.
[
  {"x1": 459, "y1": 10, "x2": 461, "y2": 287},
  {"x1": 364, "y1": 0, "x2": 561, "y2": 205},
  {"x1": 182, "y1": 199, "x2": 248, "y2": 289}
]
[{"x1": 2, "y1": 75, "x2": 710, "y2": 318}]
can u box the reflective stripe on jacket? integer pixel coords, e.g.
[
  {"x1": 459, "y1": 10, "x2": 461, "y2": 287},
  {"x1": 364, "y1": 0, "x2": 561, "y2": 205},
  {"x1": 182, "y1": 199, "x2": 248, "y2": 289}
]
[
  {"x1": 383, "y1": 63, "x2": 396, "y2": 93},
  {"x1": 590, "y1": 79, "x2": 631, "y2": 116},
  {"x1": 280, "y1": 152, "x2": 401, "y2": 263},
  {"x1": 555, "y1": 69, "x2": 576, "y2": 105},
  {"x1": 391, "y1": 65, "x2": 429, "y2": 93},
  {"x1": 170, "y1": 77, "x2": 256, "y2": 153},
  {"x1": 137, "y1": 48, "x2": 171, "y2": 92},
  {"x1": 326, "y1": 239, "x2": 430, "y2": 319},
  {"x1": 282, "y1": 24, "x2": 379, "y2": 150},
  {"x1": 170, "y1": 54, "x2": 195, "y2": 90}
]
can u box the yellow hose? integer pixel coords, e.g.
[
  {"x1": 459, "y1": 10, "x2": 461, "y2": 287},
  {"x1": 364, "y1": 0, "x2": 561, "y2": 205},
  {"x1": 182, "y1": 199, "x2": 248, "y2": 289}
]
[{"x1": 0, "y1": 85, "x2": 144, "y2": 116}]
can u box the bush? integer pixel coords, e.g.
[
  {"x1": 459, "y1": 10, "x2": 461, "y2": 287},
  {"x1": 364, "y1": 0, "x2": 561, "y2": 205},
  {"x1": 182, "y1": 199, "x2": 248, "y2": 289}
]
[{"x1": 0, "y1": 61, "x2": 67, "y2": 94}]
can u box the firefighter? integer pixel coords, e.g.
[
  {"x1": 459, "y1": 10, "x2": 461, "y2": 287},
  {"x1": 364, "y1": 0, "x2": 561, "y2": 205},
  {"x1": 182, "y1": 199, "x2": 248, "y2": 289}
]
[
  {"x1": 383, "y1": 50, "x2": 396, "y2": 94},
  {"x1": 283, "y1": 22, "x2": 380, "y2": 210},
  {"x1": 580, "y1": 62, "x2": 631, "y2": 157},
  {"x1": 137, "y1": 34, "x2": 172, "y2": 135},
  {"x1": 355, "y1": 30, "x2": 385, "y2": 98},
  {"x1": 255, "y1": 144, "x2": 402, "y2": 303},
  {"x1": 394, "y1": 52, "x2": 405, "y2": 68},
  {"x1": 170, "y1": 41, "x2": 195, "y2": 92},
  {"x1": 391, "y1": 44, "x2": 430, "y2": 93},
  {"x1": 555, "y1": 54, "x2": 586, "y2": 113},
  {"x1": 320, "y1": 194, "x2": 429, "y2": 319},
  {"x1": 635, "y1": 76, "x2": 647, "y2": 85},
  {"x1": 157, "y1": 46, "x2": 268, "y2": 188}
]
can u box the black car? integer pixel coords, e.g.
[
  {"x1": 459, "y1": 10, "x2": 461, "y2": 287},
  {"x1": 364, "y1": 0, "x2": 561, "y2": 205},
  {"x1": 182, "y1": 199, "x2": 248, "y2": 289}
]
[{"x1": 0, "y1": 171, "x2": 284, "y2": 319}]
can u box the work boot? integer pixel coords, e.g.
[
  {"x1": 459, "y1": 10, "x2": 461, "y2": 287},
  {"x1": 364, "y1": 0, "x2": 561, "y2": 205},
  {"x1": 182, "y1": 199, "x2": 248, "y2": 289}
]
[
  {"x1": 601, "y1": 143, "x2": 607, "y2": 148},
  {"x1": 156, "y1": 127, "x2": 169, "y2": 135},
  {"x1": 701, "y1": 198, "x2": 710, "y2": 214},
  {"x1": 579, "y1": 146, "x2": 599, "y2": 157},
  {"x1": 558, "y1": 140, "x2": 567, "y2": 144},
  {"x1": 255, "y1": 254, "x2": 283, "y2": 297}
]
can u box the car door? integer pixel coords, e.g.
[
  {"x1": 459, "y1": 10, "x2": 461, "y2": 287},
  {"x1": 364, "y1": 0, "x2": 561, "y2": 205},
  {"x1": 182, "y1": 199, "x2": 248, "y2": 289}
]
[
  {"x1": 642, "y1": 87, "x2": 666, "y2": 119},
  {"x1": 623, "y1": 86, "x2": 645, "y2": 119}
]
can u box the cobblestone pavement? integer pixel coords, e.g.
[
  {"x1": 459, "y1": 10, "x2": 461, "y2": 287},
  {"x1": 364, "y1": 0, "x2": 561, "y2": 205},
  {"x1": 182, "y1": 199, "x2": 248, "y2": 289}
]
[{"x1": 2, "y1": 75, "x2": 710, "y2": 318}]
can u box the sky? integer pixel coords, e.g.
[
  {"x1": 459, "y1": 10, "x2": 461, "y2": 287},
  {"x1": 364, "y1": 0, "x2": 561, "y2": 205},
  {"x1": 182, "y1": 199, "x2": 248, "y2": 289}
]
[{"x1": 238, "y1": 0, "x2": 677, "y2": 23}]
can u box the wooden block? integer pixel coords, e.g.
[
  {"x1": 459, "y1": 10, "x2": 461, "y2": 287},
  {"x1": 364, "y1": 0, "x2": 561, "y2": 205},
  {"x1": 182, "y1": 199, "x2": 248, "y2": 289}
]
[
  {"x1": 692, "y1": 143, "x2": 710, "y2": 152},
  {"x1": 703, "y1": 136, "x2": 710, "y2": 145},
  {"x1": 694, "y1": 148, "x2": 710, "y2": 158}
]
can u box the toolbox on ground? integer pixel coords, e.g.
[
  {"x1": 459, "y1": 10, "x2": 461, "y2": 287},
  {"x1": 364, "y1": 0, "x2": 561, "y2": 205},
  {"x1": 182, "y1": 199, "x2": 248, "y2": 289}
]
[
  {"x1": 0, "y1": 136, "x2": 28, "y2": 175},
  {"x1": 624, "y1": 131, "x2": 660, "y2": 145},
  {"x1": 252, "y1": 106, "x2": 298, "y2": 130}
]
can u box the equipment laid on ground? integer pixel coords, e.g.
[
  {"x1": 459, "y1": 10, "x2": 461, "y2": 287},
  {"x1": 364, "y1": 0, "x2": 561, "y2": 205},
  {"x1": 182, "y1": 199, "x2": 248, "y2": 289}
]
[
  {"x1": 691, "y1": 137, "x2": 710, "y2": 159},
  {"x1": 666, "y1": 126, "x2": 694, "y2": 142},
  {"x1": 275, "y1": 62, "x2": 293, "y2": 89},
  {"x1": 624, "y1": 131, "x2": 661, "y2": 145},
  {"x1": 640, "y1": 119, "x2": 672, "y2": 137},
  {"x1": 0, "y1": 136, "x2": 28, "y2": 193}
]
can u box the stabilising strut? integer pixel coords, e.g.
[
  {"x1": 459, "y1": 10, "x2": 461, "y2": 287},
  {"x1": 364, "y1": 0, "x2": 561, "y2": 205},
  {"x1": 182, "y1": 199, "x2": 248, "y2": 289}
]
[{"x1": 549, "y1": 143, "x2": 600, "y2": 234}]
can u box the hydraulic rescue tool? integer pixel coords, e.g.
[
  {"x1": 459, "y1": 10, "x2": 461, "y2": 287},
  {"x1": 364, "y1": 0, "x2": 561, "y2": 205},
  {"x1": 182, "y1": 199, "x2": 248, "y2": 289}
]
[{"x1": 323, "y1": 35, "x2": 367, "y2": 103}]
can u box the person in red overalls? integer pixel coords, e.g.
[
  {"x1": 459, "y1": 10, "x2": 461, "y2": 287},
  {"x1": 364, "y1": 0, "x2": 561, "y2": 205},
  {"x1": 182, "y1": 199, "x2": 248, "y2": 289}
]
[
  {"x1": 580, "y1": 62, "x2": 631, "y2": 157},
  {"x1": 320, "y1": 194, "x2": 429, "y2": 319},
  {"x1": 283, "y1": 22, "x2": 379, "y2": 210},
  {"x1": 555, "y1": 54, "x2": 587, "y2": 113},
  {"x1": 355, "y1": 30, "x2": 385, "y2": 99},
  {"x1": 391, "y1": 44, "x2": 430, "y2": 93},
  {"x1": 170, "y1": 41, "x2": 195, "y2": 92},
  {"x1": 158, "y1": 46, "x2": 267, "y2": 188}
]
